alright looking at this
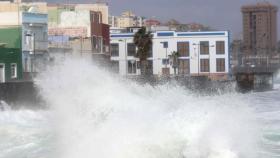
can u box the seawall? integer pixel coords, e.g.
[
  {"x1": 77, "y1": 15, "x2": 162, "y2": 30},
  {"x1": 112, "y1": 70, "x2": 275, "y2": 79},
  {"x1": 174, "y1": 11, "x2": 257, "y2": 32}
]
[{"x1": 0, "y1": 81, "x2": 43, "y2": 108}]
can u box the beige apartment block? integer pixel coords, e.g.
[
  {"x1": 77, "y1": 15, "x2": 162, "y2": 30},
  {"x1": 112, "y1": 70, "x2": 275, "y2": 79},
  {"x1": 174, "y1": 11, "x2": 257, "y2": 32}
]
[
  {"x1": 121, "y1": 11, "x2": 135, "y2": 17},
  {"x1": 118, "y1": 11, "x2": 136, "y2": 28},
  {"x1": 117, "y1": 16, "x2": 135, "y2": 28},
  {"x1": 111, "y1": 11, "x2": 144, "y2": 28}
]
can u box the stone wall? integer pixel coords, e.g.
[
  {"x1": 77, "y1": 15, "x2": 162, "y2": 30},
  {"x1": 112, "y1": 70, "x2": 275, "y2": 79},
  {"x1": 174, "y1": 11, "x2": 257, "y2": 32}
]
[{"x1": 0, "y1": 81, "x2": 43, "y2": 108}]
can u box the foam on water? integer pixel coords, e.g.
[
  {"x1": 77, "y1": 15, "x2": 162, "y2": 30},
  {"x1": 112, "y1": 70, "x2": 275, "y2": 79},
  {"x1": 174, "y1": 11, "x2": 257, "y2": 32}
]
[
  {"x1": 0, "y1": 109, "x2": 53, "y2": 158},
  {"x1": 33, "y1": 58, "x2": 261, "y2": 158}
]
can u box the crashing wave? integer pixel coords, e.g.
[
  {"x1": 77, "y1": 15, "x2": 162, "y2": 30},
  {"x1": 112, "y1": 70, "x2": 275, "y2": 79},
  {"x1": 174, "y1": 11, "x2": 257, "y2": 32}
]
[{"x1": 0, "y1": 100, "x2": 11, "y2": 111}]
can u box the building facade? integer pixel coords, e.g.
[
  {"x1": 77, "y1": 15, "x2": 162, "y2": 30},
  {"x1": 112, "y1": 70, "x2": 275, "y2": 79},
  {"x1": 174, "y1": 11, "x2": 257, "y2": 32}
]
[
  {"x1": 47, "y1": 3, "x2": 109, "y2": 27},
  {"x1": 21, "y1": 11, "x2": 48, "y2": 73},
  {"x1": 48, "y1": 5, "x2": 110, "y2": 56},
  {"x1": 231, "y1": 40, "x2": 243, "y2": 67},
  {"x1": 110, "y1": 31, "x2": 230, "y2": 80},
  {"x1": 0, "y1": 4, "x2": 48, "y2": 77},
  {"x1": 0, "y1": 27, "x2": 23, "y2": 83},
  {"x1": 109, "y1": 11, "x2": 145, "y2": 28},
  {"x1": 0, "y1": 1, "x2": 47, "y2": 13},
  {"x1": 242, "y1": 3, "x2": 278, "y2": 55}
]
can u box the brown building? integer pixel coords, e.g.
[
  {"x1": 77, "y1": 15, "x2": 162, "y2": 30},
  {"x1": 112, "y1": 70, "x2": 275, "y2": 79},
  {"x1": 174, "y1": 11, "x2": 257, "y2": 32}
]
[
  {"x1": 90, "y1": 11, "x2": 110, "y2": 55},
  {"x1": 242, "y1": 3, "x2": 278, "y2": 55}
]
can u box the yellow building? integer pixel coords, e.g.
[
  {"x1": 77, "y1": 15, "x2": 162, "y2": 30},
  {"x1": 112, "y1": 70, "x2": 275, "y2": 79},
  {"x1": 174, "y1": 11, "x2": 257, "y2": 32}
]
[{"x1": 0, "y1": 1, "x2": 47, "y2": 13}]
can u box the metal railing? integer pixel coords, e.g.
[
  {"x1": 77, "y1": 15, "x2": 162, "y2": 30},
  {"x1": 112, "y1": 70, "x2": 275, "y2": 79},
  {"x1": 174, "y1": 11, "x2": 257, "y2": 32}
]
[{"x1": 233, "y1": 55, "x2": 280, "y2": 74}]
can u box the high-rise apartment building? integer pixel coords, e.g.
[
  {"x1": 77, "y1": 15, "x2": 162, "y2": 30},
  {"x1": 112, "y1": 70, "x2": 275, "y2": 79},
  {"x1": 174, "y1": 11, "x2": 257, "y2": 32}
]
[
  {"x1": 242, "y1": 3, "x2": 278, "y2": 55},
  {"x1": 109, "y1": 11, "x2": 145, "y2": 28}
]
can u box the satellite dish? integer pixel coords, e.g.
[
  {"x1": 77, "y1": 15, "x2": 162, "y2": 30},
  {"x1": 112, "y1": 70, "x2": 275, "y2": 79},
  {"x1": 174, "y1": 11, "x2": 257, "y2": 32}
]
[{"x1": 28, "y1": 6, "x2": 38, "y2": 13}]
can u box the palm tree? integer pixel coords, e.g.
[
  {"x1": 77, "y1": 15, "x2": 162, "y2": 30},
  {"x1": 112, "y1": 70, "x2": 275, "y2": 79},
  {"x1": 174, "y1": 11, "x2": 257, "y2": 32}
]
[
  {"x1": 133, "y1": 27, "x2": 153, "y2": 76},
  {"x1": 169, "y1": 51, "x2": 179, "y2": 75}
]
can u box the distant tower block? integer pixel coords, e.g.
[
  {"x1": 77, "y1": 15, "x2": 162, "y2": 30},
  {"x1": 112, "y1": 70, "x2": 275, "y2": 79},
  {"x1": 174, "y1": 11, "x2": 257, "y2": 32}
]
[{"x1": 242, "y1": 3, "x2": 278, "y2": 55}]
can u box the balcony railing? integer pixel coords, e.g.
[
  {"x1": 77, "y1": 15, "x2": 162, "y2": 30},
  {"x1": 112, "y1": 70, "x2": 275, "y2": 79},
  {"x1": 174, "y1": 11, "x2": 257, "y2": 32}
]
[{"x1": 23, "y1": 41, "x2": 48, "y2": 52}]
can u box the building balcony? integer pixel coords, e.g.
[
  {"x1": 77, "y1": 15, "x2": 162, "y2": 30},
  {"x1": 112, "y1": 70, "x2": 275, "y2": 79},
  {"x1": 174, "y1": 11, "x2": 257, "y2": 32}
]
[{"x1": 23, "y1": 41, "x2": 48, "y2": 52}]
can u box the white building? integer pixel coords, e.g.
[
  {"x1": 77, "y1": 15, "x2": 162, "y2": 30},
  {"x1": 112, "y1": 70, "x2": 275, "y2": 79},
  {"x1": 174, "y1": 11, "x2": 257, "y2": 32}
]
[{"x1": 110, "y1": 31, "x2": 230, "y2": 80}]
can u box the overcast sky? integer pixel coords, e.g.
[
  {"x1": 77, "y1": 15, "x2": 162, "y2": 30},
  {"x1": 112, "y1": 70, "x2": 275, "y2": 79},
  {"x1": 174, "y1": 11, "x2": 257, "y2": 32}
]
[{"x1": 47, "y1": 0, "x2": 280, "y2": 40}]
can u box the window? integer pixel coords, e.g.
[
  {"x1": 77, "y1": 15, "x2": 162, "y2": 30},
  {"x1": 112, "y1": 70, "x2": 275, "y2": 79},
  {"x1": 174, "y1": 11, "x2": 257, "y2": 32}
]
[
  {"x1": 127, "y1": 43, "x2": 136, "y2": 56},
  {"x1": 216, "y1": 58, "x2": 225, "y2": 72},
  {"x1": 11, "y1": 63, "x2": 17, "y2": 78},
  {"x1": 200, "y1": 59, "x2": 209, "y2": 72},
  {"x1": 178, "y1": 59, "x2": 190, "y2": 74},
  {"x1": 110, "y1": 43, "x2": 119, "y2": 57},
  {"x1": 216, "y1": 41, "x2": 225, "y2": 54},
  {"x1": 177, "y1": 42, "x2": 190, "y2": 57},
  {"x1": 161, "y1": 41, "x2": 168, "y2": 48},
  {"x1": 128, "y1": 60, "x2": 136, "y2": 74},
  {"x1": 200, "y1": 41, "x2": 209, "y2": 55},
  {"x1": 162, "y1": 59, "x2": 169, "y2": 65}
]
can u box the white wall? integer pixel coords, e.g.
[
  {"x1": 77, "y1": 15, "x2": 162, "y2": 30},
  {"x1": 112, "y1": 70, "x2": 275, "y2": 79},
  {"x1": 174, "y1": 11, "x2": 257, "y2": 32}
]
[
  {"x1": 0, "y1": 12, "x2": 22, "y2": 26},
  {"x1": 111, "y1": 36, "x2": 140, "y2": 76},
  {"x1": 110, "y1": 31, "x2": 230, "y2": 77},
  {"x1": 75, "y1": 3, "x2": 109, "y2": 24},
  {"x1": 59, "y1": 10, "x2": 91, "y2": 37},
  {"x1": 152, "y1": 34, "x2": 229, "y2": 75}
]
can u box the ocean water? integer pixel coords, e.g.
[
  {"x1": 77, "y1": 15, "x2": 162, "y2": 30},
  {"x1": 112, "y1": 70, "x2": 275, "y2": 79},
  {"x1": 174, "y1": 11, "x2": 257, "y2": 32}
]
[{"x1": 0, "y1": 58, "x2": 279, "y2": 158}]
